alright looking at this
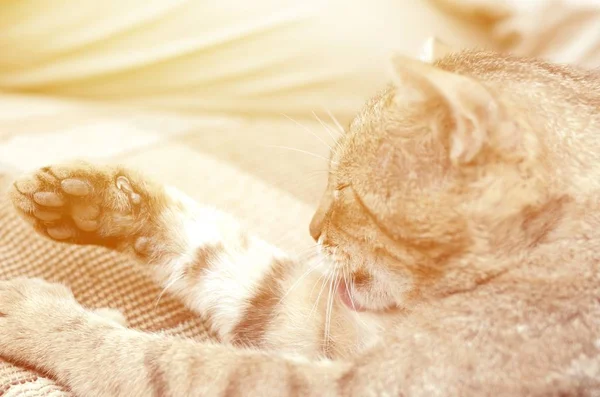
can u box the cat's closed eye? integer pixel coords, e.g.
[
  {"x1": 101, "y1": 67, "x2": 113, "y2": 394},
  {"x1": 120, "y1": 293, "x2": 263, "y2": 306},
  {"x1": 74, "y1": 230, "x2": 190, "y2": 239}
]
[
  {"x1": 335, "y1": 183, "x2": 350, "y2": 191},
  {"x1": 333, "y1": 183, "x2": 350, "y2": 199}
]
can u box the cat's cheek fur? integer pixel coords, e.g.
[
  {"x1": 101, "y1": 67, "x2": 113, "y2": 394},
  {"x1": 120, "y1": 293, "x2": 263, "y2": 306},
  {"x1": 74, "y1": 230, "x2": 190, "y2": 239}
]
[
  {"x1": 320, "y1": 226, "x2": 416, "y2": 311},
  {"x1": 350, "y1": 269, "x2": 414, "y2": 312}
]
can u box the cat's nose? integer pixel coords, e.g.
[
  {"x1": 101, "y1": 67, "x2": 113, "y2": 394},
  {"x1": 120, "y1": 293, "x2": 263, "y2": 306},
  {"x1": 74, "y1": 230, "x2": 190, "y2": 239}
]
[
  {"x1": 309, "y1": 213, "x2": 324, "y2": 241},
  {"x1": 311, "y1": 192, "x2": 333, "y2": 241}
]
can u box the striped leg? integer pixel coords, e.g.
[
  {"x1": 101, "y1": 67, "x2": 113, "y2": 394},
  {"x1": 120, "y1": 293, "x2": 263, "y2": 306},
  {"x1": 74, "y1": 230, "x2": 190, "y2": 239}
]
[
  {"x1": 0, "y1": 277, "x2": 352, "y2": 397},
  {"x1": 11, "y1": 162, "x2": 325, "y2": 353}
]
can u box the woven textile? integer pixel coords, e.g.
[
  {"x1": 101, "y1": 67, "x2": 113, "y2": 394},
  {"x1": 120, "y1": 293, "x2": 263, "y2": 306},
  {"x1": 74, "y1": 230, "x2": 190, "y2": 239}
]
[{"x1": 0, "y1": 176, "x2": 215, "y2": 396}]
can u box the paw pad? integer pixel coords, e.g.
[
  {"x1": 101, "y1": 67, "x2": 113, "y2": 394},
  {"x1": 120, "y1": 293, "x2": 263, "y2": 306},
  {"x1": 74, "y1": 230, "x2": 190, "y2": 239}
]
[{"x1": 11, "y1": 162, "x2": 145, "y2": 246}]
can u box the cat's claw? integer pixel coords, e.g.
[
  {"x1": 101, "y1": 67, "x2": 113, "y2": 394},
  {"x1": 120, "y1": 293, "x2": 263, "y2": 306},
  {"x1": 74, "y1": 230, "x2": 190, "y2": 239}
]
[{"x1": 10, "y1": 161, "x2": 146, "y2": 247}]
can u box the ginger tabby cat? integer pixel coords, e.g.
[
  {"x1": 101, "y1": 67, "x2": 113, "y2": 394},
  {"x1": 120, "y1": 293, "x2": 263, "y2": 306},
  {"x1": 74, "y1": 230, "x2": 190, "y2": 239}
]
[{"x1": 2, "y1": 48, "x2": 600, "y2": 396}]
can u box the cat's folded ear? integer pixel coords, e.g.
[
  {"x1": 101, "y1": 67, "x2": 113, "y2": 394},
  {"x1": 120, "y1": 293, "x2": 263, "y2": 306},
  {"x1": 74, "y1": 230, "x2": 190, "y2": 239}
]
[
  {"x1": 418, "y1": 37, "x2": 453, "y2": 64},
  {"x1": 389, "y1": 55, "x2": 525, "y2": 166}
]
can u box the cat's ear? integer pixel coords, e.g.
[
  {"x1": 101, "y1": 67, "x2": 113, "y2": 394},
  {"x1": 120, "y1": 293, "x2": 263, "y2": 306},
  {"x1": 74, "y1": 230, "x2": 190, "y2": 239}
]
[
  {"x1": 418, "y1": 37, "x2": 453, "y2": 63},
  {"x1": 389, "y1": 55, "x2": 519, "y2": 165}
]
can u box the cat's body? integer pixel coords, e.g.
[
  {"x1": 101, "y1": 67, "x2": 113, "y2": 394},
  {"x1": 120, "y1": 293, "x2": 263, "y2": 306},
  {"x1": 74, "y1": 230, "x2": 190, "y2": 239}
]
[{"x1": 1, "y1": 50, "x2": 600, "y2": 396}]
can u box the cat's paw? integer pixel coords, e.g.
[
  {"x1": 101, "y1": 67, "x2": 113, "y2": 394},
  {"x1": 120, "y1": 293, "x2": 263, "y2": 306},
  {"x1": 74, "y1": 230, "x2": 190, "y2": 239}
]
[
  {"x1": 0, "y1": 277, "x2": 75, "y2": 316},
  {"x1": 10, "y1": 161, "x2": 156, "y2": 249},
  {"x1": 0, "y1": 277, "x2": 121, "y2": 369},
  {"x1": 0, "y1": 278, "x2": 80, "y2": 362}
]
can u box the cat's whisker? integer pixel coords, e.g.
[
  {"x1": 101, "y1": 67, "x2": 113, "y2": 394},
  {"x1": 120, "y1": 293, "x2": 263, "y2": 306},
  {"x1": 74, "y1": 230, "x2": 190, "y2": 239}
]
[
  {"x1": 342, "y1": 269, "x2": 360, "y2": 331},
  {"x1": 154, "y1": 273, "x2": 182, "y2": 309},
  {"x1": 277, "y1": 259, "x2": 323, "y2": 307},
  {"x1": 324, "y1": 251, "x2": 337, "y2": 340},
  {"x1": 281, "y1": 113, "x2": 333, "y2": 151},
  {"x1": 343, "y1": 268, "x2": 358, "y2": 313},
  {"x1": 345, "y1": 268, "x2": 359, "y2": 313},
  {"x1": 308, "y1": 271, "x2": 330, "y2": 321},
  {"x1": 308, "y1": 272, "x2": 326, "y2": 302},
  {"x1": 312, "y1": 111, "x2": 342, "y2": 149},
  {"x1": 323, "y1": 269, "x2": 339, "y2": 352},
  {"x1": 291, "y1": 252, "x2": 321, "y2": 268},
  {"x1": 261, "y1": 144, "x2": 336, "y2": 164},
  {"x1": 305, "y1": 173, "x2": 329, "y2": 183},
  {"x1": 323, "y1": 276, "x2": 333, "y2": 347},
  {"x1": 292, "y1": 244, "x2": 320, "y2": 259},
  {"x1": 325, "y1": 109, "x2": 345, "y2": 135},
  {"x1": 296, "y1": 254, "x2": 321, "y2": 266},
  {"x1": 259, "y1": 166, "x2": 328, "y2": 194},
  {"x1": 330, "y1": 274, "x2": 343, "y2": 348},
  {"x1": 308, "y1": 270, "x2": 325, "y2": 296},
  {"x1": 344, "y1": 268, "x2": 369, "y2": 329}
]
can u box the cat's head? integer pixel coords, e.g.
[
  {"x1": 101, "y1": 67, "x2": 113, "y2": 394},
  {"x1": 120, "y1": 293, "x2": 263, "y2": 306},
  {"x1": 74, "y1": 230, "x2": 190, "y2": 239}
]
[{"x1": 311, "y1": 51, "x2": 551, "y2": 312}]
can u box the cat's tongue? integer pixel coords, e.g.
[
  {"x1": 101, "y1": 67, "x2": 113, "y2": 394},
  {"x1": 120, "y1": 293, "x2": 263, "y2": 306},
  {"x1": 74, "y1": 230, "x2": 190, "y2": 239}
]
[{"x1": 338, "y1": 283, "x2": 366, "y2": 312}]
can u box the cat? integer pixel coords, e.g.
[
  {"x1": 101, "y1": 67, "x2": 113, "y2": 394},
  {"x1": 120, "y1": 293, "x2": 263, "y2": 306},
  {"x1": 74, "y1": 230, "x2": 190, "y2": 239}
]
[{"x1": 2, "y1": 48, "x2": 600, "y2": 396}]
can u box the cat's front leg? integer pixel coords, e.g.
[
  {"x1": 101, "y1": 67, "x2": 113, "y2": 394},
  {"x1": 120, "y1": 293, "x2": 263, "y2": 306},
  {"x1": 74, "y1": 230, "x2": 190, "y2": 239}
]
[
  {"x1": 11, "y1": 162, "x2": 324, "y2": 352},
  {"x1": 0, "y1": 277, "x2": 349, "y2": 397}
]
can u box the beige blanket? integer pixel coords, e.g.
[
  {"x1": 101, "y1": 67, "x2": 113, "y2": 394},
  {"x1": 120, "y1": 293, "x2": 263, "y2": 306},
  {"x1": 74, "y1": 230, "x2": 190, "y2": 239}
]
[{"x1": 0, "y1": 0, "x2": 598, "y2": 395}]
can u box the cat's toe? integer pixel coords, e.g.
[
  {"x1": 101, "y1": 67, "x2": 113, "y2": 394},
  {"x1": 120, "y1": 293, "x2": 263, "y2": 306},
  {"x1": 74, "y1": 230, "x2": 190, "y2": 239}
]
[
  {"x1": 11, "y1": 177, "x2": 40, "y2": 217},
  {"x1": 60, "y1": 178, "x2": 92, "y2": 196},
  {"x1": 11, "y1": 161, "x2": 153, "y2": 248},
  {"x1": 46, "y1": 224, "x2": 76, "y2": 240},
  {"x1": 32, "y1": 191, "x2": 65, "y2": 207},
  {"x1": 11, "y1": 173, "x2": 68, "y2": 239}
]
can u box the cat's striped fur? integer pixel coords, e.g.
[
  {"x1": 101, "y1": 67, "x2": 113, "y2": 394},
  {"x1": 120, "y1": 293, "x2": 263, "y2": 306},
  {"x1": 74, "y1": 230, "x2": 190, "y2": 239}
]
[
  {"x1": 2, "y1": 49, "x2": 600, "y2": 396},
  {"x1": 4, "y1": 162, "x2": 372, "y2": 396}
]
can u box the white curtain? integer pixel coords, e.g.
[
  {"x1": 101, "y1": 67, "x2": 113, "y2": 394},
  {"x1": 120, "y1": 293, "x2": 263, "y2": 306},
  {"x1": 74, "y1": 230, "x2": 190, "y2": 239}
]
[{"x1": 0, "y1": 0, "x2": 490, "y2": 123}]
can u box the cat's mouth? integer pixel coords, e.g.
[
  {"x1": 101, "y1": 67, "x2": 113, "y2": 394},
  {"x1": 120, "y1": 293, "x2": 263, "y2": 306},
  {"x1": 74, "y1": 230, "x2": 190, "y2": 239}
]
[{"x1": 337, "y1": 279, "x2": 400, "y2": 313}]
